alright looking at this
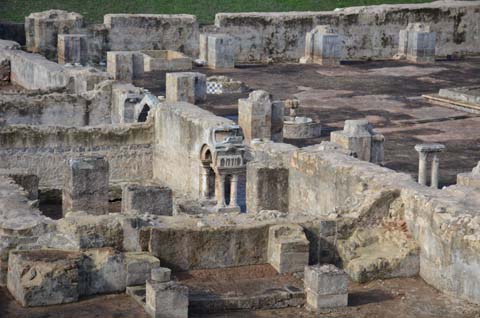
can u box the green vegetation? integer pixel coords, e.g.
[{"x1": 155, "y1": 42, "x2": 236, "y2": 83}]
[{"x1": 1, "y1": 0, "x2": 433, "y2": 24}]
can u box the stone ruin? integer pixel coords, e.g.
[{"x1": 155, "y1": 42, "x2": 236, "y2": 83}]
[{"x1": 1, "y1": 1, "x2": 480, "y2": 317}]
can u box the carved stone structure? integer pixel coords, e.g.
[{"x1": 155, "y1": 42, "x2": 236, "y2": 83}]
[
  {"x1": 457, "y1": 161, "x2": 480, "y2": 189},
  {"x1": 300, "y1": 25, "x2": 341, "y2": 65},
  {"x1": 414, "y1": 143, "x2": 445, "y2": 188}
]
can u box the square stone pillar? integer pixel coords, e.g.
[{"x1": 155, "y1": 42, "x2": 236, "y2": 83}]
[
  {"x1": 246, "y1": 162, "x2": 288, "y2": 213},
  {"x1": 304, "y1": 264, "x2": 348, "y2": 310},
  {"x1": 199, "y1": 33, "x2": 210, "y2": 62},
  {"x1": 207, "y1": 34, "x2": 235, "y2": 69},
  {"x1": 107, "y1": 51, "x2": 144, "y2": 81},
  {"x1": 62, "y1": 156, "x2": 109, "y2": 215},
  {"x1": 121, "y1": 184, "x2": 173, "y2": 215},
  {"x1": 300, "y1": 25, "x2": 341, "y2": 66},
  {"x1": 271, "y1": 100, "x2": 285, "y2": 142},
  {"x1": 399, "y1": 23, "x2": 436, "y2": 63},
  {"x1": 146, "y1": 280, "x2": 188, "y2": 318},
  {"x1": 238, "y1": 90, "x2": 272, "y2": 144},
  {"x1": 57, "y1": 34, "x2": 87, "y2": 65},
  {"x1": 330, "y1": 119, "x2": 372, "y2": 162},
  {"x1": 268, "y1": 224, "x2": 309, "y2": 274},
  {"x1": 166, "y1": 72, "x2": 206, "y2": 104}
]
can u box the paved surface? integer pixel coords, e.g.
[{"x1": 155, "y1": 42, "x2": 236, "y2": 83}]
[{"x1": 140, "y1": 58, "x2": 480, "y2": 187}]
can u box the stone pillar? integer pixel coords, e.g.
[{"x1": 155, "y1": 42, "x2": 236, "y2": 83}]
[
  {"x1": 414, "y1": 143, "x2": 445, "y2": 187},
  {"x1": 165, "y1": 72, "x2": 206, "y2": 104},
  {"x1": 215, "y1": 174, "x2": 226, "y2": 208},
  {"x1": 207, "y1": 34, "x2": 235, "y2": 69},
  {"x1": 238, "y1": 90, "x2": 272, "y2": 144},
  {"x1": 431, "y1": 154, "x2": 440, "y2": 189},
  {"x1": 399, "y1": 23, "x2": 436, "y2": 64},
  {"x1": 304, "y1": 264, "x2": 348, "y2": 310},
  {"x1": 57, "y1": 34, "x2": 87, "y2": 65},
  {"x1": 199, "y1": 33, "x2": 210, "y2": 62},
  {"x1": 229, "y1": 174, "x2": 239, "y2": 208},
  {"x1": 146, "y1": 268, "x2": 188, "y2": 318},
  {"x1": 107, "y1": 51, "x2": 144, "y2": 81},
  {"x1": 300, "y1": 25, "x2": 341, "y2": 66},
  {"x1": 417, "y1": 151, "x2": 428, "y2": 186},
  {"x1": 62, "y1": 156, "x2": 109, "y2": 216},
  {"x1": 200, "y1": 165, "x2": 210, "y2": 200},
  {"x1": 271, "y1": 100, "x2": 284, "y2": 142}
]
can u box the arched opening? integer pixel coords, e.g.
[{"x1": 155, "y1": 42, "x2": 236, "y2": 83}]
[
  {"x1": 200, "y1": 145, "x2": 215, "y2": 200},
  {"x1": 137, "y1": 104, "x2": 150, "y2": 122}
]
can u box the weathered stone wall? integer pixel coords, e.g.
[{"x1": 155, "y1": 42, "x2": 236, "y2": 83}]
[
  {"x1": 104, "y1": 14, "x2": 199, "y2": 57},
  {"x1": 284, "y1": 145, "x2": 480, "y2": 304},
  {"x1": 215, "y1": 1, "x2": 480, "y2": 63},
  {"x1": 152, "y1": 102, "x2": 235, "y2": 199},
  {"x1": 0, "y1": 124, "x2": 153, "y2": 188}
]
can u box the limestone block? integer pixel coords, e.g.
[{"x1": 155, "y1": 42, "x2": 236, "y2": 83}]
[
  {"x1": 7, "y1": 249, "x2": 83, "y2": 307},
  {"x1": 199, "y1": 33, "x2": 209, "y2": 62},
  {"x1": 268, "y1": 224, "x2": 309, "y2": 273},
  {"x1": 246, "y1": 162, "x2": 288, "y2": 213},
  {"x1": 306, "y1": 292, "x2": 348, "y2": 309},
  {"x1": 142, "y1": 50, "x2": 192, "y2": 72},
  {"x1": 122, "y1": 184, "x2": 173, "y2": 215},
  {"x1": 62, "y1": 156, "x2": 109, "y2": 216},
  {"x1": 304, "y1": 264, "x2": 348, "y2": 295},
  {"x1": 301, "y1": 25, "x2": 341, "y2": 66},
  {"x1": 407, "y1": 31, "x2": 436, "y2": 63},
  {"x1": 330, "y1": 119, "x2": 375, "y2": 162},
  {"x1": 207, "y1": 34, "x2": 235, "y2": 69},
  {"x1": 151, "y1": 267, "x2": 171, "y2": 282},
  {"x1": 125, "y1": 252, "x2": 161, "y2": 286},
  {"x1": 238, "y1": 90, "x2": 272, "y2": 144},
  {"x1": 146, "y1": 281, "x2": 188, "y2": 318},
  {"x1": 80, "y1": 248, "x2": 126, "y2": 295},
  {"x1": 57, "y1": 34, "x2": 87, "y2": 65},
  {"x1": 107, "y1": 51, "x2": 144, "y2": 81},
  {"x1": 0, "y1": 39, "x2": 21, "y2": 50},
  {"x1": 166, "y1": 72, "x2": 206, "y2": 103}
]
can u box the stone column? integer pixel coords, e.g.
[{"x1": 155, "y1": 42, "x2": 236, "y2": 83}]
[
  {"x1": 200, "y1": 165, "x2": 210, "y2": 199},
  {"x1": 431, "y1": 154, "x2": 440, "y2": 189},
  {"x1": 417, "y1": 151, "x2": 428, "y2": 186},
  {"x1": 215, "y1": 174, "x2": 226, "y2": 208},
  {"x1": 229, "y1": 174, "x2": 239, "y2": 208}
]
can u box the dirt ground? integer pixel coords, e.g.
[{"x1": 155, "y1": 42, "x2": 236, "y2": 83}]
[
  {"x1": 140, "y1": 57, "x2": 480, "y2": 187},
  {"x1": 2, "y1": 276, "x2": 479, "y2": 318}
]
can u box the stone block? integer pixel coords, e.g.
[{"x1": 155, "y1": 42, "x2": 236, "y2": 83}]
[
  {"x1": 271, "y1": 100, "x2": 284, "y2": 142},
  {"x1": 199, "y1": 33, "x2": 209, "y2": 62},
  {"x1": 125, "y1": 252, "x2": 160, "y2": 286},
  {"x1": 122, "y1": 183, "x2": 173, "y2": 215},
  {"x1": 142, "y1": 50, "x2": 192, "y2": 72},
  {"x1": 301, "y1": 25, "x2": 341, "y2": 66},
  {"x1": 80, "y1": 248, "x2": 126, "y2": 296},
  {"x1": 57, "y1": 34, "x2": 87, "y2": 65},
  {"x1": 0, "y1": 169, "x2": 39, "y2": 200},
  {"x1": 304, "y1": 264, "x2": 348, "y2": 295},
  {"x1": 151, "y1": 267, "x2": 171, "y2": 282},
  {"x1": 62, "y1": 156, "x2": 109, "y2": 216},
  {"x1": 111, "y1": 83, "x2": 144, "y2": 124},
  {"x1": 238, "y1": 90, "x2": 272, "y2": 144},
  {"x1": 268, "y1": 224, "x2": 309, "y2": 273},
  {"x1": 246, "y1": 162, "x2": 288, "y2": 213},
  {"x1": 107, "y1": 51, "x2": 144, "y2": 81},
  {"x1": 407, "y1": 31, "x2": 436, "y2": 63},
  {"x1": 207, "y1": 34, "x2": 235, "y2": 69},
  {"x1": 7, "y1": 249, "x2": 83, "y2": 307},
  {"x1": 146, "y1": 280, "x2": 188, "y2": 318},
  {"x1": 166, "y1": 72, "x2": 206, "y2": 103},
  {"x1": 306, "y1": 292, "x2": 348, "y2": 309}
]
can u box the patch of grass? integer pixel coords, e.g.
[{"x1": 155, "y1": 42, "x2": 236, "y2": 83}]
[{"x1": 0, "y1": 0, "x2": 433, "y2": 24}]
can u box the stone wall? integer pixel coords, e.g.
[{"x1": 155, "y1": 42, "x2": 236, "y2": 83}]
[
  {"x1": 152, "y1": 102, "x2": 235, "y2": 199},
  {"x1": 283, "y1": 145, "x2": 480, "y2": 304},
  {"x1": 215, "y1": 1, "x2": 480, "y2": 63},
  {"x1": 0, "y1": 124, "x2": 153, "y2": 188},
  {"x1": 104, "y1": 14, "x2": 199, "y2": 57}
]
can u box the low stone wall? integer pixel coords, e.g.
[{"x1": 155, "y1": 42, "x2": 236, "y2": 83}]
[
  {"x1": 0, "y1": 124, "x2": 154, "y2": 188},
  {"x1": 153, "y1": 102, "x2": 235, "y2": 199},
  {"x1": 285, "y1": 145, "x2": 480, "y2": 304},
  {"x1": 104, "y1": 14, "x2": 199, "y2": 57},
  {"x1": 215, "y1": 1, "x2": 480, "y2": 63}
]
